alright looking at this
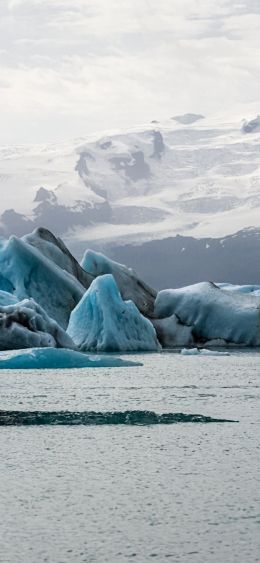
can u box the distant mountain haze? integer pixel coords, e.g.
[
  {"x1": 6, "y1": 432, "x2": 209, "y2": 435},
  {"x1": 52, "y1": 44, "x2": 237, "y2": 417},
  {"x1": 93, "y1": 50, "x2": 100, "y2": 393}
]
[{"x1": 1, "y1": 115, "x2": 260, "y2": 287}]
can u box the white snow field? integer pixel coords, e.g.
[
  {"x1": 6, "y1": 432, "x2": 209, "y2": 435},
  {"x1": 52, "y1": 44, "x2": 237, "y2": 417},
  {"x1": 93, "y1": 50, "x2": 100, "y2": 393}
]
[
  {"x1": 1, "y1": 115, "x2": 260, "y2": 244},
  {"x1": 67, "y1": 274, "x2": 160, "y2": 352}
]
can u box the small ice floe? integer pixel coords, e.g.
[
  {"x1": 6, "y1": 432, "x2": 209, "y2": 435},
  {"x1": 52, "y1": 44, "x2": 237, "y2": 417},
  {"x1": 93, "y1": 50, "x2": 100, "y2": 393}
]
[
  {"x1": 181, "y1": 348, "x2": 230, "y2": 356},
  {"x1": 0, "y1": 348, "x2": 142, "y2": 370}
]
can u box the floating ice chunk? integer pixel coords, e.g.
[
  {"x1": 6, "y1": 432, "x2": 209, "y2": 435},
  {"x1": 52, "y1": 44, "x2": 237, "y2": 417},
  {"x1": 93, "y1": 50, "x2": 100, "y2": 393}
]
[
  {"x1": 81, "y1": 249, "x2": 156, "y2": 318},
  {"x1": 0, "y1": 299, "x2": 75, "y2": 351},
  {"x1": 0, "y1": 347, "x2": 141, "y2": 370},
  {"x1": 181, "y1": 348, "x2": 200, "y2": 355},
  {"x1": 67, "y1": 274, "x2": 160, "y2": 352},
  {"x1": 155, "y1": 281, "x2": 260, "y2": 346},
  {"x1": 181, "y1": 348, "x2": 230, "y2": 356},
  {"x1": 0, "y1": 236, "x2": 85, "y2": 328}
]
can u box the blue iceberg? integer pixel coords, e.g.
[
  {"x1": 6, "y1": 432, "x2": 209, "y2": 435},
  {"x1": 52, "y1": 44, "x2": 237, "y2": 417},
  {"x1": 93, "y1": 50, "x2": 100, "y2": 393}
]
[
  {"x1": 155, "y1": 281, "x2": 260, "y2": 346},
  {"x1": 0, "y1": 347, "x2": 142, "y2": 370},
  {"x1": 0, "y1": 235, "x2": 85, "y2": 328},
  {"x1": 67, "y1": 274, "x2": 160, "y2": 352},
  {"x1": 0, "y1": 298, "x2": 75, "y2": 351},
  {"x1": 81, "y1": 249, "x2": 156, "y2": 318}
]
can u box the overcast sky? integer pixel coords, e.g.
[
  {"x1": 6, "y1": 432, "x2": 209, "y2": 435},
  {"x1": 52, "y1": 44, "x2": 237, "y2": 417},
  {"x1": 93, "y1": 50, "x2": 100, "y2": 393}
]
[{"x1": 0, "y1": 0, "x2": 260, "y2": 143}]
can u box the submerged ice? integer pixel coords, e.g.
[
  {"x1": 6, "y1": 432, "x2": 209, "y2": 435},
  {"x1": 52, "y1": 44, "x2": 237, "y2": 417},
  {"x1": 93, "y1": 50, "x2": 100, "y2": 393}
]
[{"x1": 0, "y1": 348, "x2": 141, "y2": 370}]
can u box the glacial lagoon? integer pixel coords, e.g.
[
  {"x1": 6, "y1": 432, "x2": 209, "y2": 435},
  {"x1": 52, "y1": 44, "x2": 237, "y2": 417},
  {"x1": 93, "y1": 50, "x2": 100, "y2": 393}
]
[{"x1": 0, "y1": 350, "x2": 259, "y2": 563}]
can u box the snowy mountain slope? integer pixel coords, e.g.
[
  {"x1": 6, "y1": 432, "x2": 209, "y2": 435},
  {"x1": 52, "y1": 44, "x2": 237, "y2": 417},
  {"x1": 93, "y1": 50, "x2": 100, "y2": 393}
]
[{"x1": 1, "y1": 114, "x2": 260, "y2": 243}]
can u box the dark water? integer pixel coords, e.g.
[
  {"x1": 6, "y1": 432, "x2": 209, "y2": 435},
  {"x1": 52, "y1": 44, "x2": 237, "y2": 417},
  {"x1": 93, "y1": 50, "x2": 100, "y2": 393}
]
[{"x1": 0, "y1": 351, "x2": 259, "y2": 562}]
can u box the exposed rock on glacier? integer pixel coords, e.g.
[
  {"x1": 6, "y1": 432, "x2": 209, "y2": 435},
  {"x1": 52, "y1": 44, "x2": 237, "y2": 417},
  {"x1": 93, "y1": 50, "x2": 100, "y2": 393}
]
[
  {"x1": 155, "y1": 281, "x2": 260, "y2": 346},
  {"x1": 81, "y1": 250, "x2": 156, "y2": 318},
  {"x1": 67, "y1": 274, "x2": 160, "y2": 352},
  {"x1": 171, "y1": 113, "x2": 204, "y2": 125},
  {"x1": 0, "y1": 236, "x2": 85, "y2": 328},
  {"x1": 0, "y1": 348, "x2": 141, "y2": 370},
  {"x1": 241, "y1": 115, "x2": 260, "y2": 134},
  {"x1": 24, "y1": 227, "x2": 94, "y2": 290},
  {"x1": 0, "y1": 299, "x2": 74, "y2": 350}
]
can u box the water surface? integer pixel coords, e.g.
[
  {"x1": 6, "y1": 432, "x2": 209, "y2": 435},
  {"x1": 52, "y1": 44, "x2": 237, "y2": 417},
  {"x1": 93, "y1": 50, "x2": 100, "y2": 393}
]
[{"x1": 0, "y1": 351, "x2": 259, "y2": 562}]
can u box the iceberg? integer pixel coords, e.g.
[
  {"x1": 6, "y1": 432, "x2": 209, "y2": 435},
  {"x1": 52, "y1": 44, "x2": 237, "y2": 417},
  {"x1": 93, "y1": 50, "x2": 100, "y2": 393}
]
[
  {"x1": 217, "y1": 282, "x2": 260, "y2": 297},
  {"x1": 23, "y1": 228, "x2": 94, "y2": 290},
  {"x1": 0, "y1": 235, "x2": 85, "y2": 328},
  {"x1": 81, "y1": 250, "x2": 156, "y2": 318},
  {"x1": 0, "y1": 299, "x2": 74, "y2": 350},
  {"x1": 153, "y1": 314, "x2": 194, "y2": 348},
  {"x1": 181, "y1": 348, "x2": 230, "y2": 356},
  {"x1": 0, "y1": 348, "x2": 141, "y2": 370},
  {"x1": 155, "y1": 281, "x2": 260, "y2": 346},
  {"x1": 67, "y1": 274, "x2": 160, "y2": 352}
]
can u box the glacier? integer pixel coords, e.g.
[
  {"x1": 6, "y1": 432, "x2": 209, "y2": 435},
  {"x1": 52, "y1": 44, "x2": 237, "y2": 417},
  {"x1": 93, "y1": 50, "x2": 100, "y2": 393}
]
[
  {"x1": 3, "y1": 115, "x2": 260, "y2": 248},
  {"x1": 155, "y1": 282, "x2": 260, "y2": 346},
  {"x1": 67, "y1": 274, "x2": 160, "y2": 352},
  {"x1": 0, "y1": 348, "x2": 141, "y2": 370}
]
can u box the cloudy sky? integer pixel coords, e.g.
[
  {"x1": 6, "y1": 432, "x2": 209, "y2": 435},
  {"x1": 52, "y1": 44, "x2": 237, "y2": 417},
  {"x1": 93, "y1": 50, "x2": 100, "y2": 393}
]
[{"x1": 0, "y1": 0, "x2": 260, "y2": 143}]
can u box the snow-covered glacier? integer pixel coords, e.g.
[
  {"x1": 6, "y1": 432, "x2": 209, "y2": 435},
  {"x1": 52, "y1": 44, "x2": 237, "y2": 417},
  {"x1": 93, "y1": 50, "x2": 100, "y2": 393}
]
[
  {"x1": 2, "y1": 114, "x2": 260, "y2": 246},
  {"x1": 67, "y1": 274, "x2": 160, "y2": 352}
]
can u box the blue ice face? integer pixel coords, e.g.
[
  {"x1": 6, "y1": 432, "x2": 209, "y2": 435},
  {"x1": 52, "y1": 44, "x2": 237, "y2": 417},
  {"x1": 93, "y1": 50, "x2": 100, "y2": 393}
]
[{"x1": 67, "y1": 274, "x2": 160, "y2": 353}]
